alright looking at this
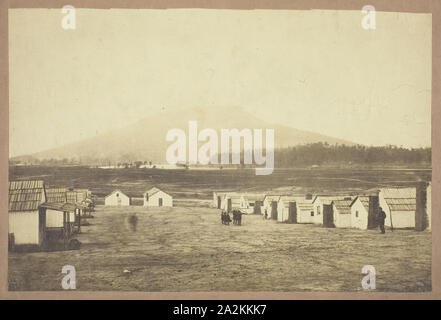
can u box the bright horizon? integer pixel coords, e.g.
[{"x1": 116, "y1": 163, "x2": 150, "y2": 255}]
[{"x1": 9, "y1": 9, "x2": 432, "y2": 157}]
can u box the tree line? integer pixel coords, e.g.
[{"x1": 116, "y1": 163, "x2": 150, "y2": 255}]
[{"x1": 274, "y1": 143, "x2": 431, "y2": 167}]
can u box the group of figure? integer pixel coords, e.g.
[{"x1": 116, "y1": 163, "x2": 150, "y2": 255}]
[{"x1": 221, "y1": 210, "x2": 242, "y2": 226}]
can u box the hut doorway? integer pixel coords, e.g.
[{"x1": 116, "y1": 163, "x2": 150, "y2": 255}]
[
  {"x1": 323, "y1": 204, "x2": 334, "y2": 228},
  {"x1": 288, "y1": 202, "x2": 297, "y2": 223},
  {"x1": 217, "y1": 196, "x2": 222, "y2": 209},
  {"x1": 254, "y1": 201, "x2": 262, "y2": 214},
  {"x1": 271, "y1": 201, "x2": 278, "y2": 220},
  {"x1": 159, "y1": 198, "x2": 163, "y2": 207},
  {"x1": 227, "y1": 198, "x2": 232, "y2": 212}
]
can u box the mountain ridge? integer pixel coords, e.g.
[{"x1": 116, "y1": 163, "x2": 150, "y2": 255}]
[{"x1": 11, "y1": 106, "x2": 356, "y2": 164}]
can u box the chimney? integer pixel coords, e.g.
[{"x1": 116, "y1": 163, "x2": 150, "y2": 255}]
[{"x1": 415, "y1": 181, "x2": 428, "y2": 231}]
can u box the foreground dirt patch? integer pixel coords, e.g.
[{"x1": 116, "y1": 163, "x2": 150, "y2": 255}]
[{"x1": 8, "y1": 205, "x2": 431, "y2": 291}]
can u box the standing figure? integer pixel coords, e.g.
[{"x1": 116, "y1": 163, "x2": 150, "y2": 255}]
[
  {"x1": 378, "y1": 206, "x2": 386, "y2": 234},
  {"x1": 226, "y1": 212, "x2": 231, "y2": 225},
  {"x1": 238, "y1": 211, "x2": 242, "y2": 226}
]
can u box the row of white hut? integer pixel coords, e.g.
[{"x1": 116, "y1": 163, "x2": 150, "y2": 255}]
[
  {"x1": 8, "y1": 180, "x2": 94, "y2": 250},
  {"x1": 104, "y1": 187, "x2": 173, "y2": 207},
  {"x1": 213, "y1": 181, "x2": 432, "y2": 231}
]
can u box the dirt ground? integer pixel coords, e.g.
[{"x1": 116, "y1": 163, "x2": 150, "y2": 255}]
[{"x1": 8, "y1": 205, "x2": 431, "y2": 292}]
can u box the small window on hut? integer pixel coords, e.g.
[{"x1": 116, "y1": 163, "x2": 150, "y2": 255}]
[
  {"x1": 116, "y1": 193, "x2": 119, "y2": 197},
  {"x1": 356, "y1": 210, "x2": 359, "y2": 218},
  {"x1": 311, "y1": 211, "x2": 314, "y2": 217}
]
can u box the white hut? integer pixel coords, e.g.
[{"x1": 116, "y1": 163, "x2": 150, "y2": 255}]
[
  {"x1": 213, "y1": 192, "x2": 227, "y2": 209},
  {"x1": 45, "y1": 188, "x2": 75, "y2": 233},
  {"x1": 105, "y1": 190, "x2": 130, "y2": 206},
  {"x1": 349, "y1": 195, "x2": 380, "y2": 230},
  {"x1": 40, "y1": 202, "x2": 78, "y2": 240},
  {"x1": 262, "y1": 195, "x2": 281, "y2": 220},
  {"x1": 8, "y1": 180, "x2": 47, "y2": 247},
  {"x1": 332, "y1": 199, "x2": 352, "y2": 228},
  {"x1": 240, "y1": 194, "x2": 265, "y2": 214},
  {"x1": 223, "y1": 193, "x2": 242, "y2": 212},
  {"x1": 350, "y1": 196, "x2": 370, "y2": 230},
  {"x1": 312, "y1": 195, "x2": 348, "y2": 225},
  {"x1": 276, "y1": 196, "x2": 299, "y2": 222},
  {"x1": 296, "y1": 198, "x2": 315, "y2": 224},
  {"x1": 379, "y1": 187, "x2": 416, "y2": 229},
  {"x1": 144, "y1": 187, "x2": 173, "y2": 207}
]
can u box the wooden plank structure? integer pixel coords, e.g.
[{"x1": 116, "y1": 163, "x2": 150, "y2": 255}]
[
  {"x1": 40, "y1": 202, "x2": 78, "y2": 248},
  {"x1": 8, "y1": 180, "x2": 47, "y2": 250}
]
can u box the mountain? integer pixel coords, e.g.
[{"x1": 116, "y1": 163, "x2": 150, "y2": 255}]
[{"x1": 12, "y1": 106, "x2": 355, "y2": 164}]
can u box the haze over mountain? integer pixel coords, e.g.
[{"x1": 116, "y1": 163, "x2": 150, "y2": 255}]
[{"x1": 13, "y1": 106, "x2": 355, "y2": 164}]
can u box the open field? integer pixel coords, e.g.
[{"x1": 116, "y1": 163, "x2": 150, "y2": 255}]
[
  {"x1": 9, "y1": 166, "x2": 432, "y2": 201},
  {"x1": 9, "y1": 205, "x2": 431, "y2": 292}
]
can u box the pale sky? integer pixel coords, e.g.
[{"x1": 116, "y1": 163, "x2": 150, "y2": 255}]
[{"x1": 9, "y1": 9, "x2": 432, "y2": 157}]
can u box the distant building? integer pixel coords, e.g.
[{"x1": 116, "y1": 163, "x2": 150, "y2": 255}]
[
  {"x1": 213, "y1": 192, "x2": 227, "y2": 209},
  {"x1": 312, "y1": 195, "x2": 348, "y2": 226},
  {"x1": 276, "y1": 196, "x2": 299, "y2": 223},
  {"x1": 262, "y1": 195, "x2": 281, "y2": 220},
  {"x1": 105, "y1": 190, "x2": 130, "y2": 206},
  {"x1": 379, "y1": 187, "x2": 416, "y2": 229},
  {"x1": 240, "y1": 194, "x2": 265, "y2": 214},
  {"x1": 8, "y1": 180, "x2": 47, "y2": 247},
  {"x1": 222, "y1": 193, "x2": 242, "y2": 213},
  {"x1": 143, "y1": 187, "x2": 173, "y2": 207},
  {"x1": 350, "y1": 195, "x2": 379, "y2": 230},
  {"x1": 331, "y1": 199, "x2": 353, "y2": 228},
  {"x1": 296, "y1": 197, "x2": 315, "y2": 224},
  {"x1": 45, "y1": 187, "x2": 75, "y2": 233}
]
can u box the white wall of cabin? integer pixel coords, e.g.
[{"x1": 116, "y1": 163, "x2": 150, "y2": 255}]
[
  {"x1": 379, "y1": 191, "x2": 415, "y2": 228},
  {"x1": 297, "y1": 207, "x2": 314, "y2": 223},
  {"x1": 105, "y1": 192, "x2": 130, "y2": 206},
  {"x1": 313, "y1": 199, "x2": 324, "y2": 224},
  {"x1": 144, "y1": 191, "x2": 173, "y2": 207},
  {"x1": 9, "y1": 211, "x2": 40, "y2": 245},
  {"x1": 46, "y1": 209, "x2": 65, "y2": 228},
  {"x1": 350, "y1": 199, "x2": 369, "y2": 230},
  {"x1": 333, "y1": 206, "x2": 352, "y2": 228}
]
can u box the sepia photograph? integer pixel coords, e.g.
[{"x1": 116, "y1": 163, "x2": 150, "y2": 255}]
[{"x1": 2, "y1": 1, "x2": 437, "y2": 299}]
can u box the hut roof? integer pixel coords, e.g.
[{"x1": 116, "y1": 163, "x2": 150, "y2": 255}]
[
  {"x1": 264, "y1": 195, "x2": 281, "y2": 203},
  {"x1": 332, "y1": 199, "x2": 353, "y2": 214},
  {"x1": 71, "y1": 189, "x2": 88, "y2": 202},
  {"x1": 313, "y1": 195, "x2": 350, "y2": 205},
  {"x1": 296, "y1": 198, "x2": 314, "y2": 211},
  {"x1": 381, "y1": 188, "x2": 416, "y2": 212},
  {"x1": 8, "y1": 180, "x2": 45, "y2": 212},
  {"x1": 350, "y1": 196, "x2": 370, "y2": 209},
  {"x1": 66, "y1": 190, "x2": 81, "y2": 203},
  {"x1": 144, "y1": 187, "x2": 169, "y2": 197},
  {"x1": 46, "y1": 187, "x2": 68, "y2": 203},
  {"x1": 106, "y1": 190, "x2": 128, "y2": 198},
  {"x1": 40, "y1": 202, "x2": 79, "y2": 212}
]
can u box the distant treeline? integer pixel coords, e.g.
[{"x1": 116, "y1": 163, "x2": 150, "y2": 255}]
[
  {"x1": 10, "y1": 143, "x2": 431, "y2": 168},
  {"x1": 274, "y1": 143, "x2": 431, "y2": 167}
]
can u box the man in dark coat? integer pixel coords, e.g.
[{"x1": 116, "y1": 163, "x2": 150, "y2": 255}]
[{"x1": 378, "y1": 207, "x2": 386, "y2": 234}]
